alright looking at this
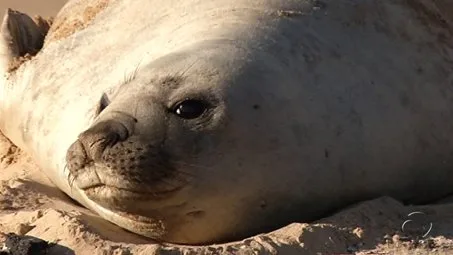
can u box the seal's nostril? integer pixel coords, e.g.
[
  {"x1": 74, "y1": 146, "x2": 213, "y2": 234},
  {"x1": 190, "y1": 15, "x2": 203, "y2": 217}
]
[
  {"x1": 66, "y1": 140, "x2": 89, "y2": 172},
  {"x1": 75, "y1": 120, "x2": 129, "y2": 162}
]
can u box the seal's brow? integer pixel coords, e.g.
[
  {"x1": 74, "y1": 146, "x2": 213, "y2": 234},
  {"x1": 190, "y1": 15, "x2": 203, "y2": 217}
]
[{"x1": 158, "y1": 75, "x2": 185, "y2": 89}]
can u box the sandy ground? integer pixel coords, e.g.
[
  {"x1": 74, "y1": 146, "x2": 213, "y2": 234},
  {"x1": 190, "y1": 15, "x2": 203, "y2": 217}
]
[
  {"x1": 1, "y1": 1, "x2": 453, "y2": 255},
  {"x1": 0, "y1": 0, "x2": 67, "y2": 17}
]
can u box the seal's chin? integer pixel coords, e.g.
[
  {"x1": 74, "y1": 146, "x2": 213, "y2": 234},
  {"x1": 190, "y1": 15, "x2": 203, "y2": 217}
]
[{"x1": 76, "y1": 188, "x2": 167, "y2": 240}]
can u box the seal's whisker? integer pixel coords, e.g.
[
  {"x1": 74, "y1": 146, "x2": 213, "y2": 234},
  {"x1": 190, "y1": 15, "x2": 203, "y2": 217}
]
[
  {"x1": 132, "y1": 58, "x2": 144, "y2": 80},
  {"x1": 69, "y1": 175, "x2": 75, "y2": 189},
  {"x1": 122, "y1": 58, "x2": 143, "y2": 85},
  {"x1": 178, "y1": 57, "x2": 200, "y2": 78},
  {"x1": 65, "y1": 164, "x2": 76, "y2": 191},
  {"x1": 64, "y1": 164, "x2": 70, "y2": 185}
]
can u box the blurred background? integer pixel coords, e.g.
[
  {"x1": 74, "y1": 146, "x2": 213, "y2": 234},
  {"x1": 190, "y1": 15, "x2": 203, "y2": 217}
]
[{"x1": 0, "y1": 0, "x2": 68, "y2": 17}]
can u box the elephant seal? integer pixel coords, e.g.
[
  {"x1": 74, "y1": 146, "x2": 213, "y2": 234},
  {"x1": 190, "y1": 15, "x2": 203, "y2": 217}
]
[{"x1": 1, "y1": 0, "x2": 453, "y2": 245}]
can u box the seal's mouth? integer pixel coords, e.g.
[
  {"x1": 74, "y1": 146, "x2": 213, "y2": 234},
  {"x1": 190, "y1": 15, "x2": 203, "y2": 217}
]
[
  {"x1": 69, "y1": 165, "x2": 187, "y2": 224},
  {"x1": 82, "y1": 182, "x2": 184, "y2": 201},
  {"x1": 67, "y1": 162, "x2": 186, "y2": 206},
  {"x1": 66, "y1": 155, "x2": 189, "y2": 216}
]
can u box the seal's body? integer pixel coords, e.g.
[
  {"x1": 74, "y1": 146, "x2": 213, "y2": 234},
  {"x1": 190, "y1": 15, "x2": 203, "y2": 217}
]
[{"x1": 1, "y1": 0, "x2": 453, "y2": 245}]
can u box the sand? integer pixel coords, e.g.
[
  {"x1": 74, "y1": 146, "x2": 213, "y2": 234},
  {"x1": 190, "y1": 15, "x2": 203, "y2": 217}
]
[
  {"x1": 0, "y1": 1, "x2": 67, "y2": 17},
  {"x1": 1, "y1": 1, "x2": 453, "y2": 255}
]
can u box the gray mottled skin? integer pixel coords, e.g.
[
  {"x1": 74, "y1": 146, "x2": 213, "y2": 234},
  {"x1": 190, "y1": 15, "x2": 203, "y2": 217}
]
[{"x1": 1, "y1": 0, "x2": 453, "y2": 245}]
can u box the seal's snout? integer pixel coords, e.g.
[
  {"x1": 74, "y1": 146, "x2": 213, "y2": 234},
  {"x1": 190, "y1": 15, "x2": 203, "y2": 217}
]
[
  {"x1": 66, "y1": 120, "x2": 129, "y2": 173},
  {"x1": 77, "y1": 120, "x2": 128, "y2": 161},
  {"x1": 65, "y1": 116, "x2": 186, "y2": 207}
]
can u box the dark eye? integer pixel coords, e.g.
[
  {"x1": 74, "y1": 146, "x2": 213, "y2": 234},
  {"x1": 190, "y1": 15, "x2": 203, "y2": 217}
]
[{"x1": 173, "y1": 99, "x2": 208, "y2": 119}]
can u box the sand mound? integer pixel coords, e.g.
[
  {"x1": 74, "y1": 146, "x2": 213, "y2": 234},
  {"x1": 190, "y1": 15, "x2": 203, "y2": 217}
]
[{"x1": 0, "y1": 133, "x2": 453, "y2": 255}]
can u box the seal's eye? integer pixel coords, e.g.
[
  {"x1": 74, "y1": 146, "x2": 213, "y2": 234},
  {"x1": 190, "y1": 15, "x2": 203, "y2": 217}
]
[{"x1": 173, "y1": 99, "x2": 208, "y2": 119}]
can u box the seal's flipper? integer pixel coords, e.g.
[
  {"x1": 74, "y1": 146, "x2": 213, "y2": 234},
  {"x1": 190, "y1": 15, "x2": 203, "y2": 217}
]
[{"x1": 0, "y1": 9, "x2": 51, "y2": 73}]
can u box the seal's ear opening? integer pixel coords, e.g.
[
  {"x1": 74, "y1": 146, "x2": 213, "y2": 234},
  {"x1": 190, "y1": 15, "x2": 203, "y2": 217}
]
[{"x1": 96, "y1": 93, "x2": 110, "y2": 116}]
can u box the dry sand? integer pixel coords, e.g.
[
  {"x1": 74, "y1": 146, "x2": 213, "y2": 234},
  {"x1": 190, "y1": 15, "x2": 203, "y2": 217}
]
[
  {"x1": 1, "y1": 1, "x2": 453, "y2": 254},
  {"x1": 0, "y1": 0, "x2": 67, "y2": 17}
]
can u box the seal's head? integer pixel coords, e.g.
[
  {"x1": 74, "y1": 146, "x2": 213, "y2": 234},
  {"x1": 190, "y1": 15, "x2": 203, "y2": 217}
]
[
  {"x1": 66, "y1": 71, "x2": 221, "y2": 208},
  {"x1": 64, "y1": 45, "x2": 303, "y2": 245}
]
